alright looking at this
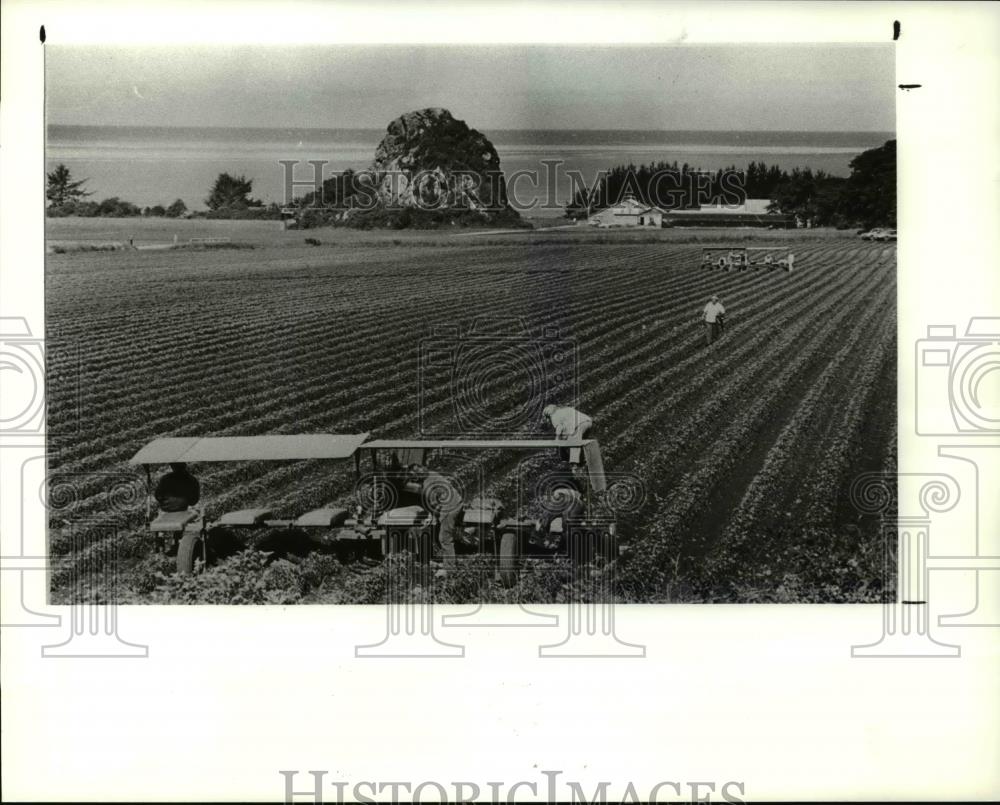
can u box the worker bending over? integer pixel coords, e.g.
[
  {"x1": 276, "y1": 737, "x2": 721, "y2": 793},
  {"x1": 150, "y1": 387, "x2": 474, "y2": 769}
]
[
  {"x1": 543, "y1": 404, "x2": 594, "y2": 462},
  {"x1": 407, "y1": 463, "x2": 464, "y2": 569}
]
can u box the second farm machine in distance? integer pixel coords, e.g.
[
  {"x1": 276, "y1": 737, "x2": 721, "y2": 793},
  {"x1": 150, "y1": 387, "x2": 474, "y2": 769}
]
[{"x1": 700, "y1": 246, "x2": 795, "y2": 272}]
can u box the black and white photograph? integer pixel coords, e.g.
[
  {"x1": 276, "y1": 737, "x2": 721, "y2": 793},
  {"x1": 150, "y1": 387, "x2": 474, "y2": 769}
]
[
  {"x1": 43, "y1": 42, "x2": 897, "y2": 605},
  {"x1": 3, "y1": 2, "x2": 998, "y2": 803}
]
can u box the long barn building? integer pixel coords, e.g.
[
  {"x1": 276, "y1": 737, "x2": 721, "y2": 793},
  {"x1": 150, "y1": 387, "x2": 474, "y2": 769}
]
[
  {"x1": 587, "y1": 197, "x2": 795, "y2": 228},
  {"x1": 664, "y1": 198, "x2": 794, "y2": 228}
]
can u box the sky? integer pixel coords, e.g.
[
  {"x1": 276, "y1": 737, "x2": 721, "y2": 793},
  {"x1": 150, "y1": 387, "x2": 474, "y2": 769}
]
[{"x1": 46, "y1": 44, "x2": 895, "y2": 131}]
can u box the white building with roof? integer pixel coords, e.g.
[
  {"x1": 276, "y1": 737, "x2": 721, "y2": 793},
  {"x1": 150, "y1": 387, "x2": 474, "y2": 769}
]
[
  {"x1": 688, "y1": 198, "x2": 774, "y2": 215},
  {"x1": 587, "y1": 195, "x2": 664, "y2": 228}
]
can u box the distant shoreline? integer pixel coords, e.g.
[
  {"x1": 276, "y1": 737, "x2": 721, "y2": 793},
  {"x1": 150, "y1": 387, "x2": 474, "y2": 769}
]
[
  {"x1": 49, "y1": 122, "x2": 895, "y2": 134},
  {"x1": 48, "y1": 123, "x2": 895, "y2": 148},
  {"x1": 46, "y1": 126, "x2": 893, "y2": 211}
]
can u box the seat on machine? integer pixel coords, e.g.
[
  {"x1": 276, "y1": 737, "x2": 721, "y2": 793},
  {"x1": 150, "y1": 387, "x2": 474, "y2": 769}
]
[
  {"x1": 294, "y1": 507, "x2": 349, "y2": 528},
  {"x1": 216, "y1": 508, "x2": 273, "y2": 526},
  {"x1": 149, "y1": 510, "x2": 200, "y2": 532},
  {"x1": 377, "y1": 505, "x2": 430, "y2": 527}
]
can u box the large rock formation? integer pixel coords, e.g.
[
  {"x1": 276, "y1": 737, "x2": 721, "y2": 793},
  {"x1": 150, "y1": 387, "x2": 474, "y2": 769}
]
[{"x1": 371, "y1": 108, "x2": 513, "y2": 218}]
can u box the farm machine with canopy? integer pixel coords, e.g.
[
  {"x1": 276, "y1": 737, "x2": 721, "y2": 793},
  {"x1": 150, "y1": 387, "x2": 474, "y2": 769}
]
[{"x1": 130, "y1": 432, "x2": 620, "y2": 586}]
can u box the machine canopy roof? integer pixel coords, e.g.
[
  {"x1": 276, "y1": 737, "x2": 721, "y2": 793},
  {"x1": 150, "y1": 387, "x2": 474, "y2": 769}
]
[
  {"x1": 361, "y1": 438, "x2": 593, "y2": 450},
  {"x1": 129, "y1": 433, "x2": 370, "y2": 465}
]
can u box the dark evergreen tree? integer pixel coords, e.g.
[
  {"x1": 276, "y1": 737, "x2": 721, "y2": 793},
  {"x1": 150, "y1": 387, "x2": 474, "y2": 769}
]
[
  {"x1": 839, "y1": 140, "x2": 896, "y2": 229},
  {"x1": 205, "y1": 173, "x2": 262, "y2": 210},
  {"x1": 46, "y1": 163, "x2": 92, "y2": 206}
]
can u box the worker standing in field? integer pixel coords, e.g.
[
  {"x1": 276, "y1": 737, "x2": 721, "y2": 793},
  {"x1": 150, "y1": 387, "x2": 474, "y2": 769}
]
[
  {"x1": 407, "y1": 463, "x2": 464, "y2": 570},
  {"x1": 543, "y1": 404, "x2": 594, "y2": 462},
  {"x1": 154, "y1": 462, "x2": 201, "y2": 512},
  {"x1": 702, "y1": 294, "x2": 727, "y2": 345}
]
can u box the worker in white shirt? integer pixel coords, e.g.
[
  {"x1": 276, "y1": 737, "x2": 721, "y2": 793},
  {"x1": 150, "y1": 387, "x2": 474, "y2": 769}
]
[
  {"x1": 543, "y1": 404, "x2": 593, "y2": 462},
  {"x1": 702, "y1": 295, "x2": 726, "y2": 345}
]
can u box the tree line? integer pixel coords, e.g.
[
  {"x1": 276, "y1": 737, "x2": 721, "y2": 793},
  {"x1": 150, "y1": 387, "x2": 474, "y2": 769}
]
[
  {"x1": 47, "y1": 139, "x2": 896, "y2": 230},
  {"x1": 45, "y1": 167, "x2": 283, "y2": 220},
  {"x1": 565, "y1": 140, "x2": 896, "y2": 229},
  {"x1": 564, "y1": 160, "x2": 787, "y2": 216}
]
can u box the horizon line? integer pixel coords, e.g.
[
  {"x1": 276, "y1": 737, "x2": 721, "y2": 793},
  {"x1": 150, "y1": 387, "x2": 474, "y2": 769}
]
[{"x1": 47, "y1": 121, "x2": 896, "y2": 135}]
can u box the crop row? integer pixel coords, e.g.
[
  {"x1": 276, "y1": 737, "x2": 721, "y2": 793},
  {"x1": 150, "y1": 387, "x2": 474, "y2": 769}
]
[
  {"x1": 714, "y1": 294, "x2": 895, "y2": 559},
  {"x1": 614, "y1": 269, "x2": 894, "y2": 597},
  {"x1": 622, "y1": 276, "x2": 896, "y2": 600},
  {"x1": 46, "y1": 241, "x2": 895, "y2": 605},
  {"x1": 46, "y1": 245, "x2": 672, "y2": 451},
  {"x1": 52, "y1": 243, "x2": 872, "y2": 522}
]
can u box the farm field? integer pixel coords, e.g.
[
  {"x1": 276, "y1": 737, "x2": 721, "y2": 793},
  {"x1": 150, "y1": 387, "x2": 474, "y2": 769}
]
[
  {"x1": 44, "y1": 226, "x2": 897, "y2": 604},
  {"x1": 45, "y1": 215, "x2": 862, "y2": 247}
]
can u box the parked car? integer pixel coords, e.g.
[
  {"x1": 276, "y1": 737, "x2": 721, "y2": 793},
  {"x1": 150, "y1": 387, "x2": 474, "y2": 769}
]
[{"x1": 860, "y1": 227, "x2": 897, "y2": 241}]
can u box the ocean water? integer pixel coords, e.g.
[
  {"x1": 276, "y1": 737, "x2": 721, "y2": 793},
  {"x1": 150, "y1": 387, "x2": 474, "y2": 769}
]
[{"x1": 46, "y1": 125, "x2": 893, "y2": 215}]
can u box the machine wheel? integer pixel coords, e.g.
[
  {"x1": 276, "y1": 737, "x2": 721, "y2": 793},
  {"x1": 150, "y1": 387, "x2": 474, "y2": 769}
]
[
  {"x1": 176, "y1": 531, "x2": 205, "y2": 575},
  {"x1": 498, "y1": 531, "x2": 519, "y2": 588}
]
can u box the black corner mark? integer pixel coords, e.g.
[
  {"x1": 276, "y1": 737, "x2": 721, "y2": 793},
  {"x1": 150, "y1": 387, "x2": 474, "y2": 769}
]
[
  {"x1": 40, "y1": 25, "x2": 46, "y2": 43},
  {"x1": 899, "y1": 84, "x2": 922, "y2": 91},
  {"x1": 893, "y1": 20, "x2": 900, "y2": 41}
]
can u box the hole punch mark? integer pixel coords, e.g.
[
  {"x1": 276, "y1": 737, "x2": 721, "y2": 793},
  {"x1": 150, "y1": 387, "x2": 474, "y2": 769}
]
[
  {"x1": 40, "y1": 25, "x2": 46, "y2": 43},
  {"x1": 893, "y1": 20, "x2": 900, "y2": 41},
  {"x1": 899, "y1": 84, "x2": 922, "y2": 91}
]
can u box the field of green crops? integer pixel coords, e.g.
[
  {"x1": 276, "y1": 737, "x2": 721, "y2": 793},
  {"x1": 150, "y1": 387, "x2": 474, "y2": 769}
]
[{"x1": 45, "y1": 223, "x2": 896, "y2": 604}]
